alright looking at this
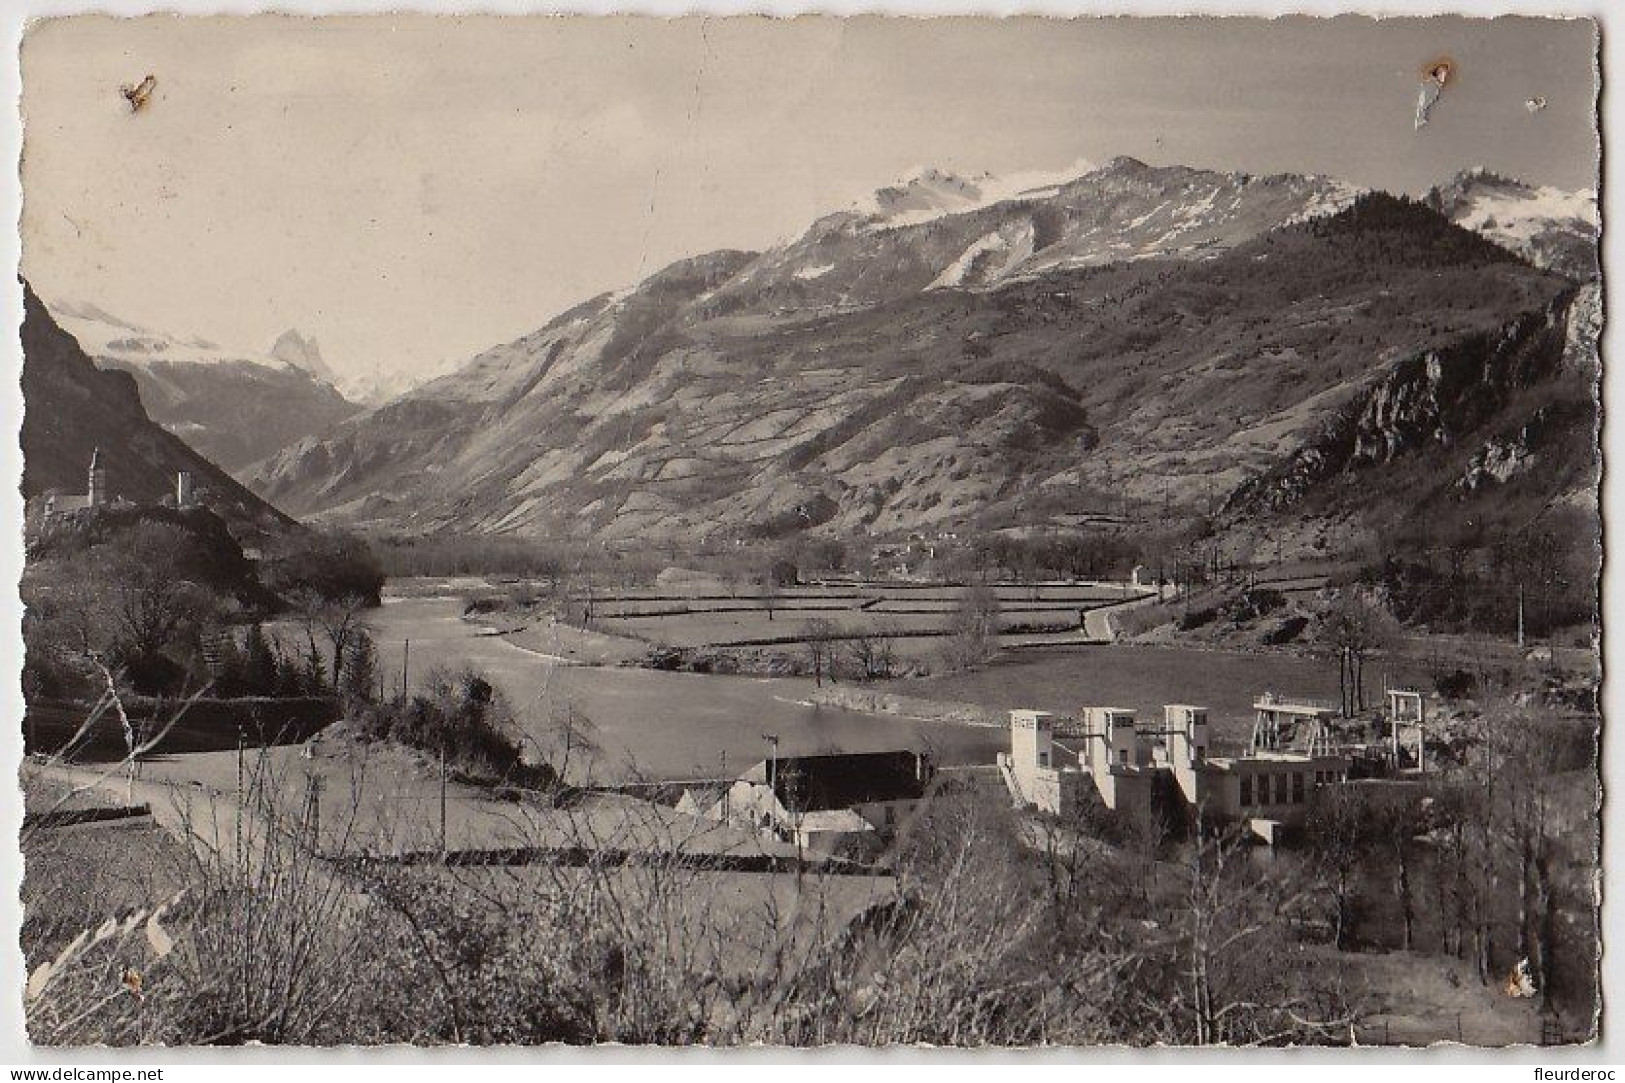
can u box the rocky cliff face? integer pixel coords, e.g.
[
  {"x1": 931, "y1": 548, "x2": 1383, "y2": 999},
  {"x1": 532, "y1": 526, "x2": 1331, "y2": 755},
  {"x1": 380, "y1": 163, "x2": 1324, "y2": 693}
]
[
  {"x1": 269, "y1": 328, "x2": 332, "y2": 380},
  {"x1": 1226, "y1": 288, "x2": 1580, "y2": 513}
]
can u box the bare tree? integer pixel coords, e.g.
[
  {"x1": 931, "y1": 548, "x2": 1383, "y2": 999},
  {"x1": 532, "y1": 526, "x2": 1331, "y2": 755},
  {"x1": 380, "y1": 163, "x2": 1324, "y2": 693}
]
[
  {"x1": 846, "y1": 627, "x2": 898, "y2": 680},
  {"x1": 759, "y1": 571, "x2": 781, "y2": 623},
  {"x1": 1492, "y1": 702, "x2": 1585, "y2": 1009},
  {"x1": 1319, "y1": 593, "x2": 1400, "y2": 714},
  {"x1": 289, "y1": 589, "x2": 370, "y2": 693},
  {"x1": 803, "y1": 618, "x2": 838, "y2": 687},
  {"x1": 537, "y1": 695, "x2": 601, "y2": 785},
  {"x1": 940, "y1": 584, "x2": 1001, "y2": 672},
  {"x1": 1168, "y1": 826, "x2": 1362, "y2": 1045},
  {"x1": 99, "y1": 527, "x2": 214, "y2": 667},
  {"x1": 857, "y1": 619, "x2": 901, "y2": 679},
  {"x1": 1371, "y1": 793, "x2": 1427, "y2": 953}
]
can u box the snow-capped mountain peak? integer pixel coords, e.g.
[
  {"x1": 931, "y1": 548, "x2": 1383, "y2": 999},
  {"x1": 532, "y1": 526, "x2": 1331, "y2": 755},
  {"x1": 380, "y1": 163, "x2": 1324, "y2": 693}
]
[
  {"x1": 1442, "y1": 168, "x2": 1597, "y2": 229},
  {"x1": 48, "y1": 300, "x2": 291, "y2": 371},
  {"x1": 41, "y1": 299, "x2": 362, "y2": 473},
  {"x1": 849, "y1": 158, "x2": 1099, "y2": 230},
  {"x1": 1428, "y1": 168, "x2": 1598, "y2": 277}
]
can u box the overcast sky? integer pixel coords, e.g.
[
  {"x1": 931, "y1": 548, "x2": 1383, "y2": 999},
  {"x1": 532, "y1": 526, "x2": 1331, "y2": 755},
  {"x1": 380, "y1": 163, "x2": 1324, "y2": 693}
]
[{"x1": 20, "y1": 15, "x2": 1599, "y2": 385}]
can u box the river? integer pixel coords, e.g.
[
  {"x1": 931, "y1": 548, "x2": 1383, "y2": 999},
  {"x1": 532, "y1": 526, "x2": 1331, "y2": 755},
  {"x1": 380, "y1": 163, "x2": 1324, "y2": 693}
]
[{"x1": 365, "y1": 594, "x2": 1005, "y2": 783}]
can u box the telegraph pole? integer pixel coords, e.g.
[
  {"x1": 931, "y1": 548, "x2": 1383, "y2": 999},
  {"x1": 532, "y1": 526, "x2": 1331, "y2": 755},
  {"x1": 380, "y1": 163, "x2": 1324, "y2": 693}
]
[
  {"x1": 306, "y1": 773, "x2": 323, "y2": 851},
  {"x1": 761, "y1": 733, "x2": 779, "y2": 792},
  {"x1": 401, "y1": 638, "x2": 411, "y2": 695},
  {"x1": 236, "y1": 726, "x2": 245, "y2": 873}
]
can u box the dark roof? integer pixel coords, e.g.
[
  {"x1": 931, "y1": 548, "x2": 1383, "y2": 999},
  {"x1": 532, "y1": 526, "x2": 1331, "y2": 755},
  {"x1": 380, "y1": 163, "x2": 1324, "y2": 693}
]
[{"x1": 745, "y1": 750, "x2": 930, "y2": 812}]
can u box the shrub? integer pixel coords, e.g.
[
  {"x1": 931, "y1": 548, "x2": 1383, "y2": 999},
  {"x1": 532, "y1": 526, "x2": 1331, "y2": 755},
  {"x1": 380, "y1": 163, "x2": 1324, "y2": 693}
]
[
  {"x1": 351, "y1": 666, "x2": 553, "y2": 788},
  {"x1": 1226, "y1": 588, "x2": 1286, "y2": 623},
  {"x1": 1262, "y1": 615, "x2": 1309, "y2": 645},
  {"x1": 1178, "y1": 606, "x2": 1218, "y2": 631},
  {"x1": 1434, "y1": 668, "x2": 1478, "y2": 701}
]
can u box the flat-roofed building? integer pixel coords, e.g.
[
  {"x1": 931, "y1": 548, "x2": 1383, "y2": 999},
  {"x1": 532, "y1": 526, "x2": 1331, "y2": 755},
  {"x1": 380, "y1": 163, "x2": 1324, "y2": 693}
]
[{"x1": 999, "y1": 697, "x2": 1352, "y2": 842}]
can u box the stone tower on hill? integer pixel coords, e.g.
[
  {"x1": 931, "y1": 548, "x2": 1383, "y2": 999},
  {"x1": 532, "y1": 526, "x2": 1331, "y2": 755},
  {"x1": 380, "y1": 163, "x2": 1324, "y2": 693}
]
[{"x1": 87, "y1": 446, "x2": 106, "y2": 507}]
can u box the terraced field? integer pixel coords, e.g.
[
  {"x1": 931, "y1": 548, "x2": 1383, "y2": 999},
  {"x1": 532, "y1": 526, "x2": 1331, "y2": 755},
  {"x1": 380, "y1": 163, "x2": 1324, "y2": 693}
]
[{"x1": 586, "y1": 581, "x2": 1142, "y2": 649}]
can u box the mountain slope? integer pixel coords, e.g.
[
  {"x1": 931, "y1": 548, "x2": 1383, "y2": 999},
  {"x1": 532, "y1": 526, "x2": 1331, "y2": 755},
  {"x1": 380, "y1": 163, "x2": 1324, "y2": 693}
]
[
  {"x1": 50, "y1": 302, "x2": 360, "y2": 472},
  {"x1": 1221, "y1": 196, "x2": 1598, "y2": 564},
  {"x1": 698, "y1": 158, "x2": 1360, "y2": 319},
  {"x1": 1427, "y1": 168, "x2": 1599, "y2": 278},
  {"x1": 22, "y1": 284, "x2": 296, "y2": 541},
  {"x1": 251, "y1": 160, "x2": 1579, "y2": 549}
]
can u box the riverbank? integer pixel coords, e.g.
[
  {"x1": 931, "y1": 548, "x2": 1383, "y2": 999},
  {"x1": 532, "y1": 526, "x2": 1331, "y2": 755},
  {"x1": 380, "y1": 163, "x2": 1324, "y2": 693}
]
[
  {"x1": 805, "y1": 685, "x2": 1006, "y2": 728},
  {"x1": 364, "y1": 593, "x2": 1006, "y2": 781}
]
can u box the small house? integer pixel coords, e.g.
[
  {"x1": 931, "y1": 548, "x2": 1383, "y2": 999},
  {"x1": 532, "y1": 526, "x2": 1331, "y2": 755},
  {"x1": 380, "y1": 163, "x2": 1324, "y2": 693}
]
[{"x1": 711, "y1": 749, "x2": 933, "y2": 853}]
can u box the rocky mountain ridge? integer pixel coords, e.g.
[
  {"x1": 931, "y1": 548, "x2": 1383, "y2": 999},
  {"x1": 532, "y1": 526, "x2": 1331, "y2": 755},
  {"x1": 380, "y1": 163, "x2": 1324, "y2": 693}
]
[
  {"x1": 246, "y1": 158, "x2": 1593, "y2": 552},
  {"x1": 1427, "y1": 167, "x2": 1599, "y2": 279},
  {"x1": 49, "y1": 301, "x2": 361, "y2": 473}
]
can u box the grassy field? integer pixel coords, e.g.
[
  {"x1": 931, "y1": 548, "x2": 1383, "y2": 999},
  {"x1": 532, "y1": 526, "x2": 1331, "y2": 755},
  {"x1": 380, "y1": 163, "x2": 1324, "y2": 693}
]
[
  {"x1": 21, "y1": 800, "x2": 191, "y2": 968},
  {"x1": 596, "y1": 607, "x2": 1088, "y2": 648},
  {"x1": 403, "y1": 864, "x2": 896, "y2": 979}
]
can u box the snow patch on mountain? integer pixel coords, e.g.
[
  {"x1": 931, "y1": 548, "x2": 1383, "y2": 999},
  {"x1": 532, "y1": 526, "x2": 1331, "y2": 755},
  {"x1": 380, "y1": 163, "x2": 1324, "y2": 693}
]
[
  {"x1": 927, "y1": 220, "x2": 1037, "y2": 290},
  {"x1": 334, "y1": 365, "x2": 442, "y2": 407},
  {"x1": 1428, "y1": 168, "x2": 1598, "y2": 276},
  {"x1": 49, "y1": 301, "x2": 298, "y2": 372},
  {"x1": 1282, "y1": 179, "x2": 1366, "y2": 226},
  {"x1": 1452, "y1": 183, "x2": 1597, "y2": 239},
  {"x1": 853, "y1": 158, "x2": 1096, "y2": 232}
]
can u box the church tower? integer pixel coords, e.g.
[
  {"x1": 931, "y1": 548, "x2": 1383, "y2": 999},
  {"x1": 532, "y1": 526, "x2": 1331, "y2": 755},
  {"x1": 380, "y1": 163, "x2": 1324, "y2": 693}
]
[{"x1": 87, "y1": 447, "x2": 106, "y2": 507}]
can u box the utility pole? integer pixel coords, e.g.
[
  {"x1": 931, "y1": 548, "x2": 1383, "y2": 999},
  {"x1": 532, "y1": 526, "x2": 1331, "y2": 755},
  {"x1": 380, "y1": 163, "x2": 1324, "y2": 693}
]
[
  {"x1": 236, "y1": 727, "x2": 245, "y2": 874},
  {"x1": 401, "y1": 638, "x2": 411, "y2": 696},
  {"x1": 761, "y1": 733, "x2": 780, "y2": 794},
  {"x1": 306, "y1": 773, "x2": 323, "y2": 851},
  {"x1": 720, "y1": 749, "x2": 729, "y2": 821},
  {"x1": 1517, "y1": 582, "x2": 1526, "y2": 649}
]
